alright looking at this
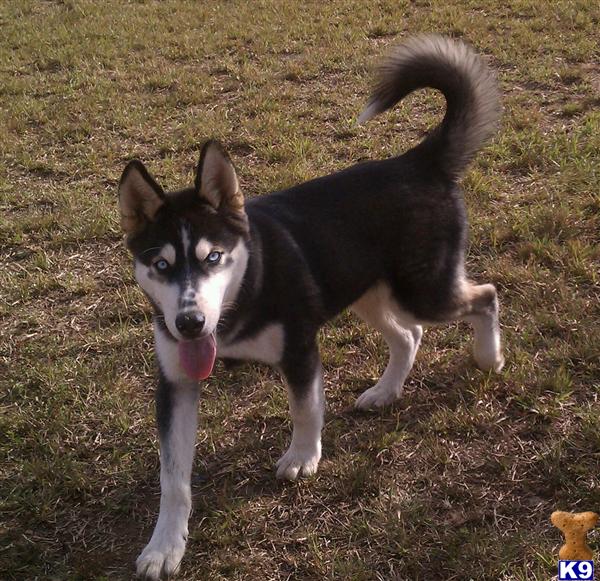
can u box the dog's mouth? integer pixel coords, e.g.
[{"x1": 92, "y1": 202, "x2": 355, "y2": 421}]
[{"x1": 178, "y1": 334, "x2": 217, "y2": 380}]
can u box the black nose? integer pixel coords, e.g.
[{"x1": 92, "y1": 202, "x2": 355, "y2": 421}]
[{"x1": 175, "y1": 311, "x2": 205, "y2": 338}]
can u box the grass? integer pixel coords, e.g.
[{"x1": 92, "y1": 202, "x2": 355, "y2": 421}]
[{"x1": 1, "y1": 0, "x2": 599, "y2": 579}]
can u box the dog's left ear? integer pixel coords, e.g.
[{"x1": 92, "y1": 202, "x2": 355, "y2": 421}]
[{"x1": 195, "y1": 141, "x2": 245, "y2": 215}]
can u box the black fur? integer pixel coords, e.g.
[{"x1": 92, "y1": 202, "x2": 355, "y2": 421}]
[{"x1": 155, "y1": 370, "x2": 174, "y2": 441}]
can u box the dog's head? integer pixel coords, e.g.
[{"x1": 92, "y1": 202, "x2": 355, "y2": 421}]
[{"x1": 118, "y1": 141, "x2": 249, "y2": 379}]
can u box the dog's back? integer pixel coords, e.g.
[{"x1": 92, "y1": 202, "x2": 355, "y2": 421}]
[{"x1": 248, "y1": 35, "x2": 500, "y2": 322}]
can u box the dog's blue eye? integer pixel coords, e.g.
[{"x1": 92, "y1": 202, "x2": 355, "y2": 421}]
[
  {"x1": 206, "y1": 251, "x2": 222, "y2": 265},
  {"x1": 154, "y1": 259, "x2": 169, "y2": 272}
]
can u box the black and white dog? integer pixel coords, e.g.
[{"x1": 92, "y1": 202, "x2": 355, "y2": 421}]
[{"x1": 119, "y1": 35, "x2": 504, "y2": 579}]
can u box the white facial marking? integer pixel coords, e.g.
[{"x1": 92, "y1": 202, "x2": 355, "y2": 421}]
[
  {"x1": 159, "y1": 243, "x2": 176, "y2": 265},
  {"x1": 181, "y1": 288, "x2": 196, "y2": 302},
  {"x1": 218, "y1": 322, "x2": 284, "y2": 365},
  {"x1": 192, "y1": 239, "x2": 248, "y2": 335},
  {"x1": 135, "y1": 260, "x2": 182, "y2": 339},
  {"x1": 181, "y1": 225, "x2": 191, "y2": 257},
  {"x1": 195, "y1": 237, "x2": 213, "y2": 262}
]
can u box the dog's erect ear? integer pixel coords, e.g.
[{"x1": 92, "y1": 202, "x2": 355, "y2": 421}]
[
  {"x1": 118, "y1": 160, "x2": 165, "y2": 236},
  {"x1": 195, "y1": 141, "x2": 244, "y2": 213}
]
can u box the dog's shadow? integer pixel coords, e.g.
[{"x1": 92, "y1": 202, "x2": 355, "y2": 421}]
[
  {"x1": 126, "y1": 354, "x2": 494, "y2": 573},
  {"x1": 193, "y1": 353, "x2": 481, "y2": 489}
]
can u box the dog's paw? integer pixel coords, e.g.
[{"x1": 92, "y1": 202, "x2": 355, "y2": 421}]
[
  {"x1": 276, "y1": 442, "x2": 321, "y2": 480},
  {"x1": 474, "y1": 350, "x2": 505, "y2": 373},
  {"x1": 355, "y1": 383, "x2": 401, "y2": 410},
  {"x1": 136, "y1": 529, "x2": 186, "y2": 580}
]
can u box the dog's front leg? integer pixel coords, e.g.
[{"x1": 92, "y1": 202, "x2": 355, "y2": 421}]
[
  {"x1": 136, "y1": 371, "x2": 199, "y2": 580},
  {"x1": 276, "y1": 345, "x2": 324, "y2": 480}
]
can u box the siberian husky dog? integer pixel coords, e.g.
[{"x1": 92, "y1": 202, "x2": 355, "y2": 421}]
[{"x1": 119, "y1": 35, "x2": 504, "y2": 579}]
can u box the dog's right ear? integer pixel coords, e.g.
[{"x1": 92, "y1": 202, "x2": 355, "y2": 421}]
[
  {"x1": 194, "y1": 140, "x2": 244, "y2": 213},
  {"x1": 118, "y1": 160, "x2": 165, "y2": 236}
]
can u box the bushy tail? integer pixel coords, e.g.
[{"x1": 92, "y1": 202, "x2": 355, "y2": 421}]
[{"x1": 358, "y1": 35, "x2": 500, "y2": 179}]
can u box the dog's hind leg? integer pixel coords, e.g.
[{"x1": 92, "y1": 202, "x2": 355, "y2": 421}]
[
  {"x1": 351, "y1": 285, "x2": 422, "y2": 410},
  {"x1": 276, "y1": 341, "x2": 324, "y2": 480},
  {"x1": 459, "y1": 282, "x2": 505, "y2": 372}
]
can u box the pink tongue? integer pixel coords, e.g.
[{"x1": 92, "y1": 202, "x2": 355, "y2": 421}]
[{"x1": 178, "y1": 335, "x2": 217, "y2": 380}]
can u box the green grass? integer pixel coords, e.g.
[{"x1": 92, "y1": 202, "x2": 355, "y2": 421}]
[{"x1": 1, "y1": 1, "x2": 599, "y2": 579}]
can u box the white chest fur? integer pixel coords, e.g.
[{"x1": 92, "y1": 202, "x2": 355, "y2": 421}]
[{"x1": 217, "y1": 322, "x2": 284, "y2": 365}]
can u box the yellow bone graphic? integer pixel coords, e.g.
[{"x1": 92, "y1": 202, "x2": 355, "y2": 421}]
[{"x1": 551, "y1": 510, "x2": 598, "y2": 561}]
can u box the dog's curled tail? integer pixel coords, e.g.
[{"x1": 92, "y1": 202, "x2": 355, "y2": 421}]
[{"x1": 358, "y1": 35, "x2": 500, "y2": 180}]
